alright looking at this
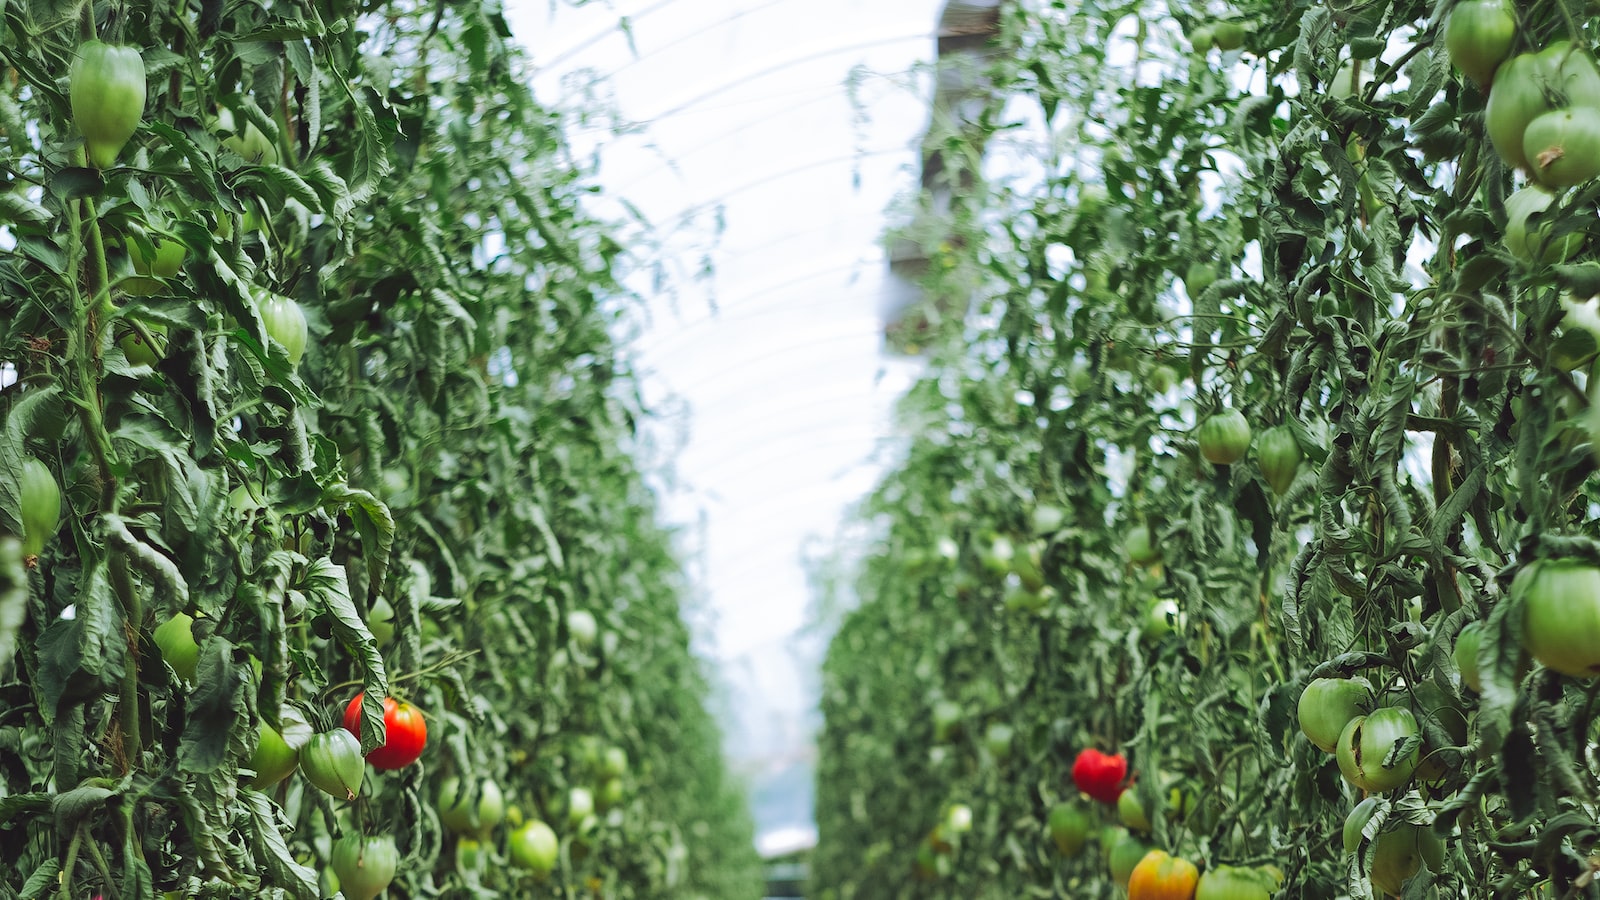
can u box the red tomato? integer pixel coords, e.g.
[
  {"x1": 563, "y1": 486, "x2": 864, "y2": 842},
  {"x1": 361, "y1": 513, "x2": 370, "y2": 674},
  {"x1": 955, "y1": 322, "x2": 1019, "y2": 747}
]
[
  {"x1": 1072, "y1": 748, "x2": 1128, "y2": 804},
  {"x1": 342, "y1": 693, "x2": 427, "y2": 770}
]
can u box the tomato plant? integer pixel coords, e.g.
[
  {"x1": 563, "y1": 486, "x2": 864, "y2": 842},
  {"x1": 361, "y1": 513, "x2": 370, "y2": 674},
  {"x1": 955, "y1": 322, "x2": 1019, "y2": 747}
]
[
  {"x1": 343, "y1": 693, "x2": 427, "y2": 770},
  {"x1": 69, "y1": 41, "x2": 146, "y2": 169}
]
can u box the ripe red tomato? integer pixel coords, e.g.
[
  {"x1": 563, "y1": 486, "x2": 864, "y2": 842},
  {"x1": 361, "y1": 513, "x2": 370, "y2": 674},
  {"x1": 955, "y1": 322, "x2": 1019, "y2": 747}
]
[
  {"x1": 343, "y1": 693, "x2": 427, "y2": 770},
  {"x1": 1072, "y1": 748, "x2": 1128, "y2": 804}
]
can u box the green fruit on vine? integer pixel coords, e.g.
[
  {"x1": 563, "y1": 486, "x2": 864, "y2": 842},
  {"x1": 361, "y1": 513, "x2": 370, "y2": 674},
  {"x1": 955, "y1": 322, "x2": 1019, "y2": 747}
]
[
  {"x1": 1211, "y1": 22, "x2": 1246, "y2": 51},
  {"x1": 1185, "y1": 262, "x2": 1217, "y2": 297},
  {"x1": 301, "y1": 729, "x2": 365, "y2": 801},
  {"x1": 1002, "y1": 582, "x2": 1052, "y2": 613},
  {"x1": 1504, "y1": 185, "x2": 1581, "y2": 264},
  {"x1": 1443, "y1": 0, "x2": 1516, "y2": 88},
  {"x1": 1106, "y1": 829, "x2": 1149, "y2": 887},
  {"x1": 1197, "y1": 408, "x2": 1252, "y2": 465},
  {"x1": 1524, "y1": 106, "x2": 1600, "y2": 188},
  {"x1": 70, "y1": 41, "x2": 146, "y2": 169},
  {"x1": 601, "y1": 746, "x2": 628, "y2": 779},
  {"x1": 438, "y1": 776, "x2": 506, "y2": 836},
  {"x1": 1370, "y1": 825, "x2": 1432, "y2": 896},
  {"x1": 598, "y1": 776, "x2": 624, "y2": 809},
  {"x1": 1342, "y1": 796, "x2": 1381, "y2": 854},
  {"x1": 1048, "y1": 803, "x2": 1089, "y2": 856},
  {"x1": 983, "y1": 722, "x2": 1014, "y2": 760},
  {"x1": 568, "y1": 608, "x2": 599, "y2": 647},
  {"x1": 1031, "y1": 505, "x2": 1065, "y2": 535},
  {"x1": 1455, "y1": 621, "x2": 1483, "y2": 693},
  {"x1": 566, "y1": 786, "x2": 595, "y2": 825},
  {"x1": 1336, "y1": 707, "x2": 1420, "y2": 792},
  {"x1": 509, "y1": 820, "x2": 559, "y2": 876},
  {"x1": 1256, "y1": 425, "x2": 1303, "y2": 495},
  {"x1": 129, "y1": 238, "x2": 186, "y2": 278},
  {"x1": 18, "y1": 457, "x2": 61, "y2": 559},
  {"x1": 1486, "y1": 43, "x2": 1600, "y2": 172},
  {"x1": 1141, "y1": 598, "x2": 1183, "y2": 641},
  {"x1": 216, "y1": 107, "x2": 279, "y2": 165},
  {"x1": 1149, "y1": 364, "x2": 1179, "y2": 394},
  {"x1": 1516, "y1": 558, "x2": 1600, "y2": 677},
  {"x1": 1189, "y1": 25, "x2": 1214, "y2": 54},
  {"x1": 256, "y1": 293, "x2": 308, "y2": 367},
  {"x1": 117, "y1": 323, "x2": 167, "y2": 367},
  {"x1": 978, "y1": 533, "x2": 1016, "y2": 576},
  {"x1": 329, "y1": 834, "x2": 397, "y2": 900},
  {"x1": 153, "y1": 612, "x2": 200, "y2": 682},
  {"x1": 932, "y1": 699, "x2": 963, "y2": 742},
  {"x1": 1124, "y1": 525, "x2": 1160, "y2": 565},
  {"x1": 367, "y1": 596, "x2": 395, "y2": 647},
  {"x1": 247, "y1": 721, "x2": 298, "y2": 790},
  {"x1": 1117, "y1": 789, "x2": 1151, "y2": 832},
  {"x1": 1298, "y1": 676, "x2": 1373, "y2": 753},
  {"x1": 943, "y1": 803, "x2": 973, "y2": 835},
  {"x1": 455, "y1": 836, "x2": 485, "y2": 873},
  {"x1": 1195, "y1": 864, "x2": 1281, "y2": 900}
]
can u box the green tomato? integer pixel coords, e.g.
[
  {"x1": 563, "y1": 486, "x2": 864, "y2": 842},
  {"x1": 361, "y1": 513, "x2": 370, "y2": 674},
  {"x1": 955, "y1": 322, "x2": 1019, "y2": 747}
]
[
  {"x1": 1486, "y1": 43, "x2": 1600, "y2": 172},
  {"x1": 1517, "y1": 558, "x2": 1600, "y2": 677},
  {"x1": 508, "y1": 820, "x2": 559, "y2": 876},
  {"x1": 932, "y1": 700, "x2": 963, "y2": 742},
  {"x1": 1455, "y1": 621, "x2": 1483, "y2": 693},
  {"x1": 1342, "y1": 796, "x2": 1381, "y2": 854},
  {"x1": 153, "y1": 613, "x2": 200, "y2": 682},
  {"x1": 300, "y1": 729, "x2": 364, "y2": 801},
  {"x1": 1211, "y1": 21, "x2": 1246, "y2": 51},
  {"x1": 601, "y1": 746, "x2": 628, "y2": 780},
  {"x1": 566, "y1": 786, "x2": 594, "y2": 825},
  {"x1": 1525, "y1": 106, "x2": 1600, "y2": 189},
  {"x1": 1336, "y1": 707, "x2": 1420, "y2": 792},
  {"x1": 1370, "y1": 825, "x2": 1429, "y2": 896},
  {"x1": 256, "y1": 293, "x2": 308, "y2": 367},
  {"x1": 1256, "y1": 425, "x2": 1303, "y2": 495},
  {"x1": 568, "y1": 609, "x2": 599, "y2": 647},
  {"x1": 438, "y1": 776, "x2": 506, "y2": 836},
  {"x1": 1297, "y1": 676, "x2": 1372, "y2": 753},
  {"x1": 943, "y1": 803, "x2": 973, "y2": 835},
  {"x1": 983, "y1": 723, "x2": 1014, "y2": 760},
  {"x1": 216, "y1": 107, "x2": 279, "y2": 165},
  {"x1": 597, "y1": 776, "x2": 625, "y2": 810},
  {"x1": 246, "y1": 721, "x2": 298, "y2": 790},
  {"x1": 1444, "y1": 0, "x2": 1515, "y2": 88},
  {"x1": 1505, "y1": 185, "x2": 1581, "y2": 264},
  {"x1": 1189, "y1": 25, "x2": 1215, "y2": 54},
  {"x1": 1195, "y1": 864, "x2": 1281, "y2": 900},
  {"x1": 1047, "y1": 803, "x2": 1090, "y2": 856},
  {"x1": 1117, "y1": 789, "x2": 1151, "y2": 833},
  {"x1": 117, "y1": 323, "x2": 167, "y2": 367},
  {"x1": 18, "y1": 458, "x2": 61, "y2": 559},
  {"x1": 1123, "y1": 525, "x2": 1160, "y2": 565},
  {"x1": 1141, "y1": 598, "x2": 1184, "y2": 641},
  {"x1": 330, "y1": 834, "x2": 398, "y2": 900},
  {"x1": 70, "y1": 41, "x2": 146, "y2": 169},
  {"x1": 367, "y1": 596, "x2": 395, "y2": 647},
  {"x1": 1106, "y1": 829, "x2": 1149, "y2": 887},
  {"x1": 129, "y1": 238, "x2": 185, "y2": 278},
  {"x1": 1197, "y1": 408, "x2": 1252, "y2": 465}
]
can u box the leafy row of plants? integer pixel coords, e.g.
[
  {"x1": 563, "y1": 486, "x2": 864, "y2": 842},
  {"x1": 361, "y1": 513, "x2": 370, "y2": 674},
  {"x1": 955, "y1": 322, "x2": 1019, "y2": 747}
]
[
  {"x1": 0, "y1": 1, "x2": 760, "y2": 898},
  {"x1": 813, "y1": 0, "x2": 1600, "y2": 897}
]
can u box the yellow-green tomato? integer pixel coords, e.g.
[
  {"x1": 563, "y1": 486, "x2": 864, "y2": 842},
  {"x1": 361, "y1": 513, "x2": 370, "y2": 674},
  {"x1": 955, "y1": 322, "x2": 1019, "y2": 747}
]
[
  {"x1": 153, "y1": 613, "x2": 200, "y2": 682},
  {"x1": 1297, "y1": 676, "x2": 1373, "y2": 753},
  {"x1": 329, "y1": 834, "x2": 397, "y2": 900},
  {"x1": 1117, "y1": 789, "x2": 1151, "y2": 832},
  {"x1": 247, "y1": 721, "x2": 298, "y2": 790},
  {"x1": 1336, "y1": 707, "x2": 1420, "y2": 792},
  {"x1": 508, "y1": 820, "x2": 559, "y2": 876},
  {"x1": 438, "y1": 777, "x2": 505, "y2": 836},
  {"x1": 1048, "y1": 803, "x2": 1090, "y2": 856},
  {"x1": 70, "y1": 41, "x2": 146, "y2": 169}
]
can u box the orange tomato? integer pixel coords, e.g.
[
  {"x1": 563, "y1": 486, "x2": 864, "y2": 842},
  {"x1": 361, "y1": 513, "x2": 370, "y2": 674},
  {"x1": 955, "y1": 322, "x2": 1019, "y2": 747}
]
[{"x1": 1128, "y1": 849, "x2": 1201, "y2": 900}]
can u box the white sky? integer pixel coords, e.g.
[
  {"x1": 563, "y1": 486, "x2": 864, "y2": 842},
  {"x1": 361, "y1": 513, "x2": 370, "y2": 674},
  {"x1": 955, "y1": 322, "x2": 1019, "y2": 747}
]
[{"x1": 505, "y1": 0, "x2": 944, "y2": 764}]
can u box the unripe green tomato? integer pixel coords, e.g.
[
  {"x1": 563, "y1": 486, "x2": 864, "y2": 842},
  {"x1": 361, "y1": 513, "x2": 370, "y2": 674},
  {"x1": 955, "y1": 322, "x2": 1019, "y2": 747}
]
[
  {"x1": 256, "y1": 293, "x2": 308, "y2": 367},
  {"x1": 943, "y1": 803, "x2": 973, "y2": 835},
  {"x1": 1197, "y1": 408, "x2": 1252, "y2": 464},
  {"x1": 1047, "y1": 803, "x2": 1090, "y2": 856},
  {"x1": 1370, "y1": 825, "x2": 1428, "y2": 896},
  {"x1": 329, "y1": 834, "x2": 397, "y2": 900},
  {"x1": 153, "y1": 613, "x2": 200, "y2": 682},
  {"x1": 1297, "y1": 676, "x2": 1372, "y2": 753},
  {"x1": 300, "y1": 729, "x2": 364, "y2": 801},
  {"x1": 1117, "y1": 789, "x2": 1151, "y2": 832},
  {"x1": 932, "y1": 700, "x2": 963, "y2": 742},
  {"x1": 1443, "y1": 0, "x2": 1515, "y2": 88},
  {"x1": 983, "y1": 723, "x2": 1014, "y2": 760},
  {"x1": 1141, "y1": 598, "x2": 1184, "y2": 641},
  {"x1": 1031, "y1": 505, "x2": 1065, "y2": 535},
  {"x1": 129, "y1": 238, "x2": 186, "y2": 278},
  {"x1": 216, "y1": 107, "x2": 279, "y2": 165},
  {"x1": 18, "y1": 458, "x2": 61, "y2": 558},
  {"x1": 1189, "y1": 25, "x2": 1214, "y2": 54},
  {"x1": 1336, "y1": 707, "x2": 1420, "y2": 792},
  {"x1": 597, "y1": 776, "x2": 624, "y2": 810},
  {"x1": 508, "y1": 820, "x2": 559, "y2": 876},
  {"x1": 1211, "y1": 21, "x2": 1246, "y2": 50},
  {"x1": 568, "y1": 609, "x2": 598, "y2": 647},
  {"x1": 1516, "y1": 558, "x2": 1600, "y2": 677},
  {"x1": 1455, "y1": 621, "x2": 1484, "y2": 693},
  {"x1": 1123, "y1": 525, "x2": 1160, "y2": 565},
  {"x1": 1106, "y1": 829, "x2": 1149, "y2": 887},
  {"x1": 566, "y1": 786, "x2": 594, "y2": 825},
  {"x1": 367, "y1": 596, "x2": 395, "y2": 647},
  {"x1": 1342, "y1": 796, "x2": 1381, "y2": 854},
  {"x1": 438, "y1": 777, "x2": 505, "y2": 836},
  {"x1": 247, "y1": 721, "x2": 298, "y2": 790},
  {"x1": 1003, "y1": 583, "x2": 1052, "y2": 613},
  {"x1": 601, "y1": 746, "x2": 628, "y2": 780},
  {"x1": 1149, "y1": 364, "x2": 1179, "y2": 394},
  {"x1": 1256, "y1": 425, "x2": 1303, "y2": 495},
  {"x1": 117, "y1": 323, "x2": 167, "y2": 367},
  {"x1": 70, "y1": 41, "x2": 146, "y2": 169},
  {"x1": 1195, "y1": 864, "x2": 1280, "y2": 900},
  {"x1": 455, "y1": 836, "x2": 485, "y2": 873}
]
